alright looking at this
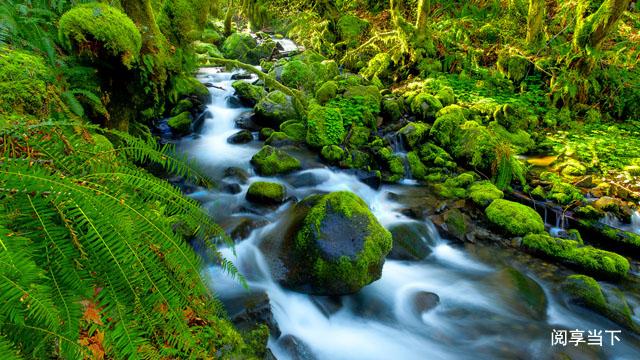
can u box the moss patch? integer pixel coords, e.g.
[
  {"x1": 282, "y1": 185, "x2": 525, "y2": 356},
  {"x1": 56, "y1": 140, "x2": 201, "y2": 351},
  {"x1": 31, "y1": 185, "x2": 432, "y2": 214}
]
[
  {"x1": 469, "y1": 181, "x2": 504, "y2": 207},
  {"x1": 306, "y1": 104, "x2": 345, "y2": 148},
  {"x1": 522, "y1": 233, "x2": 630, "y2": 279},
  {"x1": 246, "y1": 181, "x2": 286, "y2": 204},
  {"x1": 251, "y1": 145, "x2": 302, "y2": 176},
  {"x1": 485, "y1": 199, "x2": 544, "y2": 236}
]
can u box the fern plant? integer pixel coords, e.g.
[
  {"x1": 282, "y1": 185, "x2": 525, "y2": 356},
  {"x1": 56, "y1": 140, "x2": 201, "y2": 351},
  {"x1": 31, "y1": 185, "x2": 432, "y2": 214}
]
[{"x1": 0, "y1": 119, "x2": 257, "y2": 359}]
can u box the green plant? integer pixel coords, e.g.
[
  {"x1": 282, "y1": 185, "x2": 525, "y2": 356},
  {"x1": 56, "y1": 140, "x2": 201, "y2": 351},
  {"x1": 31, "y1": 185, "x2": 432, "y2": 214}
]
[{"x1": 0, "y1": 120, "x2": 251, "y2": 358}]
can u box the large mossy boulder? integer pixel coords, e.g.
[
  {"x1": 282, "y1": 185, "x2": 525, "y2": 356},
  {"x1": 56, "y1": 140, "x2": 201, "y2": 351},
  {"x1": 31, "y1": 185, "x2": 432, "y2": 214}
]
[
  {"x1": 250, "y1": 146, "x2": 301, "y2": 176},
  {"x1": 280, "y1": 60, "x2": 312, "y2": 90},
  {"x1": 222, "y1": 32, "x2": 258, "y2": 63},
  {"x1": 398, "y1": 122, "x2": 431, "y2": 149},
  {"x1": 232, "y1": 80, "x2": 266, "y2": 107},
  {"x1": 468, "y1": 181, "x2": 504, "y2": 207},
  {"x1": 0, "y1": 49, "x2": 54, "y2": 117},
  {"x1": 246, "y1": 181, "x2": 286, "y2": 205},
  {"x1": 255, "y1": 90, "x2": 299, "y2": 128},
  {"x1": 485, "y1": 199, "x2": 544, "y2": 236},
  {"x1": 58, "y1": 3, "x2": 142, "y2": 68},
  {"x1": 561, "y1": 275, "x2": 637, "y2": 332},
  {"x1": 305, "y1": 104, "x2": 345, "y2": 148},
  {"x1": 522, "y1": 233, "x2": 630, "y2": 279},
  {"x1": 272, "y1": 191, "x2": 392, "y2": 295},
  {"x1": 410, "y1": 92, "x2": 443, "y2": 121}
]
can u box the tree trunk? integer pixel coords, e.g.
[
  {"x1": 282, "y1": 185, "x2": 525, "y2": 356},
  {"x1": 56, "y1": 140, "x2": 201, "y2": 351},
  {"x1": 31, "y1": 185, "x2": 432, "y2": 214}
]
[
  {"x1": 415, "y1": 0, "x2": 430, "y2": 33},
  {"x1": 120, "y1": 0, "x2": 163, "y2": 54},
  {"x1": 224, "y1": 0, "x2": 234, "y2": 36},
  {"x1": 574, "y1": 0, "x2": 631, "y2": 50},
  {"x1": 526, "y1": 0, "x2": 545, "y2": 46}
]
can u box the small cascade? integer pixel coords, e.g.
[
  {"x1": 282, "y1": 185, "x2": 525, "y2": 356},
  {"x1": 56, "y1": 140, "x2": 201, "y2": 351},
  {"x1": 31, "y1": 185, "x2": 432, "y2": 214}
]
[{"x1": 632, "y1": 210, "x2": 640, "y2": 234}]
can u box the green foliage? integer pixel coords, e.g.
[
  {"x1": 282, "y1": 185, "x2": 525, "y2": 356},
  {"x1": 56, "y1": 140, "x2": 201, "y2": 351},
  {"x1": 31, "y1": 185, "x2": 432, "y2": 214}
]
[
  {"x1": 59, "y1": 3, "x2": 142, "y2": 68},
  {"x1": 321, "y1": 144, "x2": 346, "y2": 163},
  {"x1": 281, "y1": 60, "x2": 312, "y2": 89},
  {"x1": 522, "y1": 234, "x2": 630, "y2": 279},
  {"x1": 316, "y1": 81, "x2": 339, "y2": 104},
  {"x1": 468, "y1": 180, "x2": 504, "y2": 207},
  {"x1": 306, "y1": 104, "x2": 346, "y2": 148},
  {"x1": 0, "y1": 121, "x2": 251, "y2": 358},
  {"x1": 485, "y1": 199, "x2": 545, "y2": 236},
  {"x1": 221, "y1": 32, "x2": 258, "y2": 64},
  {"x1": 336, "y1": 14, "x2": 369, "y2": 45}
]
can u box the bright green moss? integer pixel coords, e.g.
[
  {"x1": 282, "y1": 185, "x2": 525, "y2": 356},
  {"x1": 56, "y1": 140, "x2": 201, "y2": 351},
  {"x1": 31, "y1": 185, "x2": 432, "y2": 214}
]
[
  {"x1": 170, "y1": 75, "x2": 209, "y2": 104},
  {"x1": 201, "y1": 28, "x2": 223, "y2": 44},
  {"x1": 232, "y1": 80, "x2": 266, "y2": 106},
  {"x1": 398, "y1": 122, "x2": 431, "y2": 150},
  {"x1": 251, "y1": 145, "x2": 302, "y2": 176},
  {"x1": 255, "y1": 90, "x2": 299, "y2": 127},
  {"x1": 343, "y1": 85, "x2": 381, "y2": 111},
  {"x1": 430, "y1": 105, "x2": 465, "y2": 147},
  {"x1": 0, "y1": 49, "x2": 53, "y2": 116},
  {"x1": 375, "y1": 147, "x2": 404, "y2": 182},
  {"x1": 246, "y1": 181, "x2": 286, "y2": 204},
  {"x1": 281, "y1": 122, "x2": 306, "y2": 141},
  {"x1": 485, "y1": 199, "x2": 544, "y2": 236},
  {"x1": 59, "y1": 3, "x2": 141, "y2": 68},
  {"x1": 435, "y1": 87, "x2": 455, "y2": 106},
  {"x1": 281, "y1": 60, "x2": 312, "y2": 89},
  {"x1": 523, "y1": 234, "x2": 630, "y2": 279},
  {"x1": 436, "y1": 172, "x2": 476, "y2": 198},
  {"x1": 306, "y1": 104, "x2": 345, "y2": 148},
  {"x1": 336, "y1": 14, "x2": 369, "y2": 45},
  {"x1": 360, "y1": 53, "x2": 392, "y2": 80},
  {"x1": 407, "y1": 151, "x2": 428, "y2": 180},
  {"x1": 295, "y1": 191, "x2": 392, "y2": 294},
  {"x1": 469, "y1": 181, "x2": 504, "y2": 207},
  {"x1": 348, "y1": 126, "x2": 371, "y2": 148},
  {"x1": 497, "y1": 49, "x2": 529, "y2": 83},
  {"x1": 321, "y1": 145, "x2": 345, "y2": 164},
  {"x1": 170, "y1": 99, "x2": 194, "y2": 116},
  {"x1": 316, "y1": 81, "x2": 338, "y2": 104},
  {"x1": 167, "y1": 111, "x2": 191, "y2": 134},
  {"x1": 410, "y1": 92, "x2": 443, "y2": 120},
  {"x1": 265, "y1": 131, "x2": 292, "y2": 146},
  {"x1": 193, "y1": 41, "x2": 223, "y2": 58},
  {"x1": 418, "y1": 143, "x2": 457, "y2": 170},
  {"x1": 381, "y1": 97, "x2": 403, "y2": 122}
]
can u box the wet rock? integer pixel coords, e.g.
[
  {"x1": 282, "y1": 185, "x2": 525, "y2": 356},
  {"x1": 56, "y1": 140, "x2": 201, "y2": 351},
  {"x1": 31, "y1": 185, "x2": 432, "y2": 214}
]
[
  {"x1": 224, "y1": 167, "x2": 250, "y2": 184},
  {"x1": 262, "y1": 191, "x2": 392, "y2": 295},
  {"x1": 221, "y1": 182, "x2": 242, "y2": 195},
  {"x1": 192, "y1": 110, "x2": 211, "y2": 133},
  {"x1": 226, "y1": 95, "x2": 244, "y2": 109},
  {"x1": 255, "y1": 90, "x2": 300, "y2": 128},
  {"x1": 411, "y1": 291, "x2": 440, "y2": 316},
  {"x1": 246, "y1": 181, "x2": 287, "y2": 205},
  {"x1": 230, "y1": 217, "x2": 268, "y2": 242},
  {"x1": 231, "y1": 72, "x2": 254, "y2": 80},
  {"x1": 593, "y1": 196, "x2": 633, "y2": 222},
  {"x1": 232, "y1": 292, "x2": 281, "y2": 338},
  {"x1": 492, "y1": 267, "x2": 547, "y2": 321},
  {"x1": 442, "y1": 208, "x2": 470, "y2": 242},
  {"x1": 310, "y1": 295, "x2": 343, "y2": 317},
  {"x1": 277, "y1": 334, "x2": 317, "y2": 360},
  {"x1": 227, "y1": 129, "x2": 254, "y2": 144},
  {"x1": 265, "y1": 131, "x2": 297, "y2": 147},
  {"x1": 232, "y1": 80, "x2": 266, "y2": 107},
  {"x1": 285, "y1": 171, "x2": 330, "y2": 188},
  {"x1": 235, "y1": 111, "x2": 261, "y2": 131},
  {"x1": 349, "y1": 169, "x2": 381, "y2": 190},
  {"x1": 485, "y1": 199, "x2": 545, "y2": 237},
  {"x1": 387, "y1": 221, "x2": 434, "y2": 260},
  {"x1": 251, "y1": 145, "x2": 302, "y2": 176}
]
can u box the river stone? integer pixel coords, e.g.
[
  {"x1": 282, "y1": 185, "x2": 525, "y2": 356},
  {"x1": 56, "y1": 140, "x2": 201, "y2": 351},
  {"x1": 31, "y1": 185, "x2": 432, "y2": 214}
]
[
  {"x1": 221, "y1": 182, "x2": 242, "y2": 195},
  {"x1": 263, "y1": 191, "x2": 392, "y2": 295},
  {"x1": 235, "y1": 111, "x2": 261, "y2": 131},
  {"x1": 277, "y1": 335, "x2": 317, "y2": 360},
  {"x1": 223, "y1": 167, "x2": 250, "y2": 184},
  {"x1": 231, "y1": 292, "x2": 281, "y2": 338},
  {"x1": 411, "y1": 291, "x2": 440, "y2": 317},
  {"x1": 251, "y1": 145, "x2": 302, "y2": 176},
  {"x1": 285, "y1": 171, "x2": 330, "y2": 188},
  {"x1": 227, "y1": 129, "x2": 254, "y2": 144},
  {"x1": 493, "y1": 267, "x2": 547, "y2": 321},
  {"x1": 230, "y1": 217, "x2": 268, "y2": 242},
  {"x1": 255, "y1": 90, "x2": 299, "y2": 128},
  {"x1": 387, "y1": 221, "x2": 434, "y2": 260},
  {"x1": 226, "y1": 95, "x2": 244, "y2": 109},
  {"x1": 246, "y1": 181, "x2": 287, "y2": 205}
]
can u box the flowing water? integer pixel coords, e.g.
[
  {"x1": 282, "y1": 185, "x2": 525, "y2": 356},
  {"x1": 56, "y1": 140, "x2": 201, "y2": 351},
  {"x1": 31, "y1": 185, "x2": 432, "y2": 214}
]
[{"x1": 177, "y1": 68, "x2": 640, "y2": 359}]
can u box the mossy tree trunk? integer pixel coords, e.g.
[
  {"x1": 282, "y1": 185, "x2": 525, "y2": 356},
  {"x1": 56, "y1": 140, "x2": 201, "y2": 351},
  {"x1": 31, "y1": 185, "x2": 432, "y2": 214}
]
[
  {"x1": 224, "y1": 0, "x2": 234, "y2": 35},
  {"x1": 415, "y1": 0, "x2": 430, "y2": 33},
  {"x1": 526, "y1": 0, "x2": 545, "y2": 47},
  {"x1": 574, "y1": 0, "x2": 631, "y2": 51}
]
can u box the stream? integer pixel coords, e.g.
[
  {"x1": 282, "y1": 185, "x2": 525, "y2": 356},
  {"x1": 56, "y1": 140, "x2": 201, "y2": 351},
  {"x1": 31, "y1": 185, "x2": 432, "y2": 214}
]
[{"x1": 177, "y1": 68, "x2": 640, "y2": 359}]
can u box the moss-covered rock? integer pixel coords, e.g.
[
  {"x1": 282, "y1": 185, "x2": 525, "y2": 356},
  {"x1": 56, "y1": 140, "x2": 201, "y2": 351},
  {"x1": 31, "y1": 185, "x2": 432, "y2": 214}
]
[
  {"x1": 418, "y1": 143, "x2": 457, "y2": 170},
  {"x1": 347, "y1": 126, "x2": 371, "y2": 148},
  {"x1": 250, "y1": 145, "x2": 302, "y2": 176},
  {"x1": 59, "y1": 3, "x2": 141, "y2": 68},
  {"x1": 381, "y1": 96, "x2": 404, "y2": 123},
  {"x1": 407, "y1": 151, "x2": 429, "y2": 180},
  {"x1": 281, "y1": 60, "x2": 311, "y2": 89},
  {"x1": 493, "y1": 267, "x2": 547, "y2": 320},
  {"x1": 469, "y1": 181, "x2": 504, "y2": 207},
  {"x1": 280, "y1": 191, "x2": 392, "y2": 295},
  {"x1": 201, "y1": 28, "x2": 223, "y2": 44},
  {"x1": 497, "y1": 48, "x2": 529, "y2": 83},
  {"x1": 485, "y1": 199, "x2": 544, "y2": 236},
  {"x1": 398, "y1": 122, "x2": 431, "y2": 149},
  {"x1": 306, "y1": 104, "x2": 345, "y2": 148},
  {"x1": 255, "y1": 90, "x2": 299, "y2": 128},
  {"x1": 410, "y1": 92, "x2": 443, "y2": 121},
  {"x1": 316, "y1": 81, "x2": 338, "y2": 104},
  {"x1": 561, "y1": 275, "x2": 637, "y2": 332},
  {"x1": 360, "y1": 53, "x2": 392, "y2": 81},
  {"x1": 170, "y1": 99, "x2": 194, "y2": 116},
  {"x1": 320, "y1": 145, "x2": 345, "y2": 164},
  {"x1": 265, "y1": 131, "x2": 294, "y2": 147},
  {"x1": 281, "y1": 122, "x2": 306, "y2": 141},
  {"x1": 387, "y1": 222, "x2": 434, "y2": 260},
  {"x1": 436, "y1": 172, "x2": 476, "y2": 199},
  {"x1": 522, "y1": 234, "x2": 630, "y2": 279},
  {"x1": 167, "y1": 111, "x2": 192, "y2": 134},
  {"x1": 232, "y1": 80, "x2": 266, "y2": 107},
  {"x1": 430, "y1": 105, "x2": 466, "y2": 147},
  {"x1": 170, "y1": 75, "x2": 210, "y2": 105},
  {"x1": 221, "y1": 32, "x2": 258, "y2": 63},
  {"x1": 372, "y1": 147, "x2": 405, "y2": 182},
  {"x1": 435, "y1": 87, "x2": 455, "y2": 107},
  {"x1": 0, "y1": 49, "x2": 54, "y2": 117},
  {"x1": 246, "y1": 181, "x2": 287, "y2": 204},
  {"x1": 193, "y1": 41, "x2": 223, "y2": 58}
]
